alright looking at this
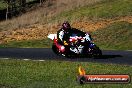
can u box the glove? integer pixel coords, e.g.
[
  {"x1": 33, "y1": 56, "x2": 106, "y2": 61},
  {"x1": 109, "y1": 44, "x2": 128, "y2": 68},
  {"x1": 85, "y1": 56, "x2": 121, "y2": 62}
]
[{"x1": 63, "y1": 41, "x2": 69, "y2": 45}]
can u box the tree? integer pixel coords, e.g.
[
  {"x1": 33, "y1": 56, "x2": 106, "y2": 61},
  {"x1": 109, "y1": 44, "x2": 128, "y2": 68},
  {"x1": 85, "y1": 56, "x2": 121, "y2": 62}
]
[
  {"x1": 20, "y1": 0, "x2": 26, "y2": 7},
  {"x1": 4, "y1": 0, "x2": 17, "y2": 20},
  {"x1": 4, "y1": 0, "x2": 10, "y2": 20}
]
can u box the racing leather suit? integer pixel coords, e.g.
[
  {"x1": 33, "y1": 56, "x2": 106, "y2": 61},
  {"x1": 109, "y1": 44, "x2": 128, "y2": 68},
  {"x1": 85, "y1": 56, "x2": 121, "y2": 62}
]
[
  {"x1": 57, "y1": 28, "x2": 92, "y2": 45},
  {"x1": 57, "y1": 28, "x2": 92, "y2": 54}
]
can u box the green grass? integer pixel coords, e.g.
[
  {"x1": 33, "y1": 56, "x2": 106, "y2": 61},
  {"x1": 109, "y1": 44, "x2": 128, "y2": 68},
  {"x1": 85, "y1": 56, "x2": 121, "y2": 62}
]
[
  {"x1": 0, "y1": 59, "x2": 132, "y2": 88},
  {"x1": 49, "y1": 0, "x2": 132, "y2": 22},
  {"x1": 92, "y1": 21, "x2": 132, "y2": 50},
  {"x1": 0, "y1": 38, "x2": 52, "y2": 48}
]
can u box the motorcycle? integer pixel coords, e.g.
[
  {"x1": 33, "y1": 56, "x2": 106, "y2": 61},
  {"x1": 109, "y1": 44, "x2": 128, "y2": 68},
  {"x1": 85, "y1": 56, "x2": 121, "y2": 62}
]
[{"x1": 48, "y1": 32, "x2": 102, "y2": 58}]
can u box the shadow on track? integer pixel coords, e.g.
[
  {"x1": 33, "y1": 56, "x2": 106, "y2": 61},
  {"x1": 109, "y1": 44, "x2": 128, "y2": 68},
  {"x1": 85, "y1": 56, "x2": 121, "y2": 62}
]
[
  {"x1": 65, "y1": 54, "x2": 123, "y2": 59},
  {"x1": 93, "y1": 55, "x2": 123, "y2": 59}
]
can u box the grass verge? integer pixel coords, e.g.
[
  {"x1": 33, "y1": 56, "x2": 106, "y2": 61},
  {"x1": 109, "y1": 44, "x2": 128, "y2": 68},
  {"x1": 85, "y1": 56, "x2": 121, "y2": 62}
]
[
  {"x1": 92, "y1": 21, "x2": 132, "y2": 50},
  {"x1": 0, "y1": 38, "x2": 52, "y2": 48},
  {"x1": 0, "y1": 59, "x2": 132, "y2": 88}
]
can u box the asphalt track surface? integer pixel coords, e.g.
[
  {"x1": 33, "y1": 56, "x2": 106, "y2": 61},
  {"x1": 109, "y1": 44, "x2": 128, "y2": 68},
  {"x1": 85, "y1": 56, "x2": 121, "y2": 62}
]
[{"x1": 0, "y1": 48, "x2": 132, "y2": 65}]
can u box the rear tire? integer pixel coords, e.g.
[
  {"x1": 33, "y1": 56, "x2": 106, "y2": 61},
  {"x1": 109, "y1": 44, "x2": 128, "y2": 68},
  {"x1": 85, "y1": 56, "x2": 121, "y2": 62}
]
[
  {"x1": 52, "y1": 44, "x2": 59, "y2": 54},
  {"x1": 52, "y1": 44, "x2": 70, "y2": 57}
]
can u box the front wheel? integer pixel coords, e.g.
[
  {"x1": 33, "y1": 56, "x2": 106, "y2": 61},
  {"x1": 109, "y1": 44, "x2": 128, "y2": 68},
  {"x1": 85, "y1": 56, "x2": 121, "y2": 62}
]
[{"x1": 90, "y1": 46, "x2": 102, "y2": 57}]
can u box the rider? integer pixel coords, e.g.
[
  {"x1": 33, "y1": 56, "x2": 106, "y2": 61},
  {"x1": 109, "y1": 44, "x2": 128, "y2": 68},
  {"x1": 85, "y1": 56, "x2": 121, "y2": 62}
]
[
  {"x1": 57, "y1": 21, "x2": 74, "y2": 45},
  {"x1": 57, "y1": 21, "x2": 92, "y2": 54},
  {"x1": 57, "y1": 21, "x2": 92, "y2": 46}
]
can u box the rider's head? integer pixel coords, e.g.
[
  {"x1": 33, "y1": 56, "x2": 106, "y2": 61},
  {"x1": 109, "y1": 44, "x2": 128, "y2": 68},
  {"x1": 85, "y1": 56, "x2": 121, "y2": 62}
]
[{"x1": 62, "y1": 21, "x2": 71, "y2": 31}]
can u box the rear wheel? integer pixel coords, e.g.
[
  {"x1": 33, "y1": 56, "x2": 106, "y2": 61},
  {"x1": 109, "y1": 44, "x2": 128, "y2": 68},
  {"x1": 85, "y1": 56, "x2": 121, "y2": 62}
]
[
  {"x1": 52, "y1": 44, "x2": 59, "y2": 54},
  {"x1": 52, "y1": 44, "x2": 70, "y2": 57}
]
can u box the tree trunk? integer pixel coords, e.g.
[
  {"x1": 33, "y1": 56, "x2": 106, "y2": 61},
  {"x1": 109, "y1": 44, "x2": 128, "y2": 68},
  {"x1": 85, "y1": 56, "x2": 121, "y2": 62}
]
[
  {"x1": 6, "y1": 2, "x2": 9, "y2": 20},
  {"x1": 40, "y1": 0, "x2": 42, "y2": 5}
]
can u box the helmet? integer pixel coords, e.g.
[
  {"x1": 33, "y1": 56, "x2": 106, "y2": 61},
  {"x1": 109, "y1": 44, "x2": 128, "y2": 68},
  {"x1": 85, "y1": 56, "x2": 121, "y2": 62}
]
[{"x1": 62, "y1": 21, "x2": 71, "y2": 30}]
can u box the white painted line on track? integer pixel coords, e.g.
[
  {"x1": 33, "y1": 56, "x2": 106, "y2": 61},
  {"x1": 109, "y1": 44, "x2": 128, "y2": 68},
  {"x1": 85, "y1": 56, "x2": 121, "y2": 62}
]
[
  {"x1": 126, "y1": 50, "x2": 132, "y2": 51},
  {"x1": 2, "y1": 58, "x2": 10, "y2": 60},
  {"x1": 23, "y1": 59, "x2": 30, "y2": 61},
  {"x1": 38, "y1": 60, "x2": 45, "y2": 62},
  {"x1": 0, "y1": 58, "x2": 45, "y2": 62},
  {"x1": 33, "y1": 60, "x2": 45, "y2": 62}
]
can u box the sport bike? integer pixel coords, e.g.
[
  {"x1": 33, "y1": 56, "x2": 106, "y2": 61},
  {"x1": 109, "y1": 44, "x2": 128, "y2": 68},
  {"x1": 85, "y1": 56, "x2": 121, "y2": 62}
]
[{"x1": 48, "y1": 32, "x2": 102, "y2": 58}]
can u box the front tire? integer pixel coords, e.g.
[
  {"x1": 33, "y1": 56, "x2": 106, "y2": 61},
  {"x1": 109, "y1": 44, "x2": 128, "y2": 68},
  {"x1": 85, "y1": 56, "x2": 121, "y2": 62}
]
[{"x1": 91, "y1": 46, "x2": 102, "y2": 57}]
